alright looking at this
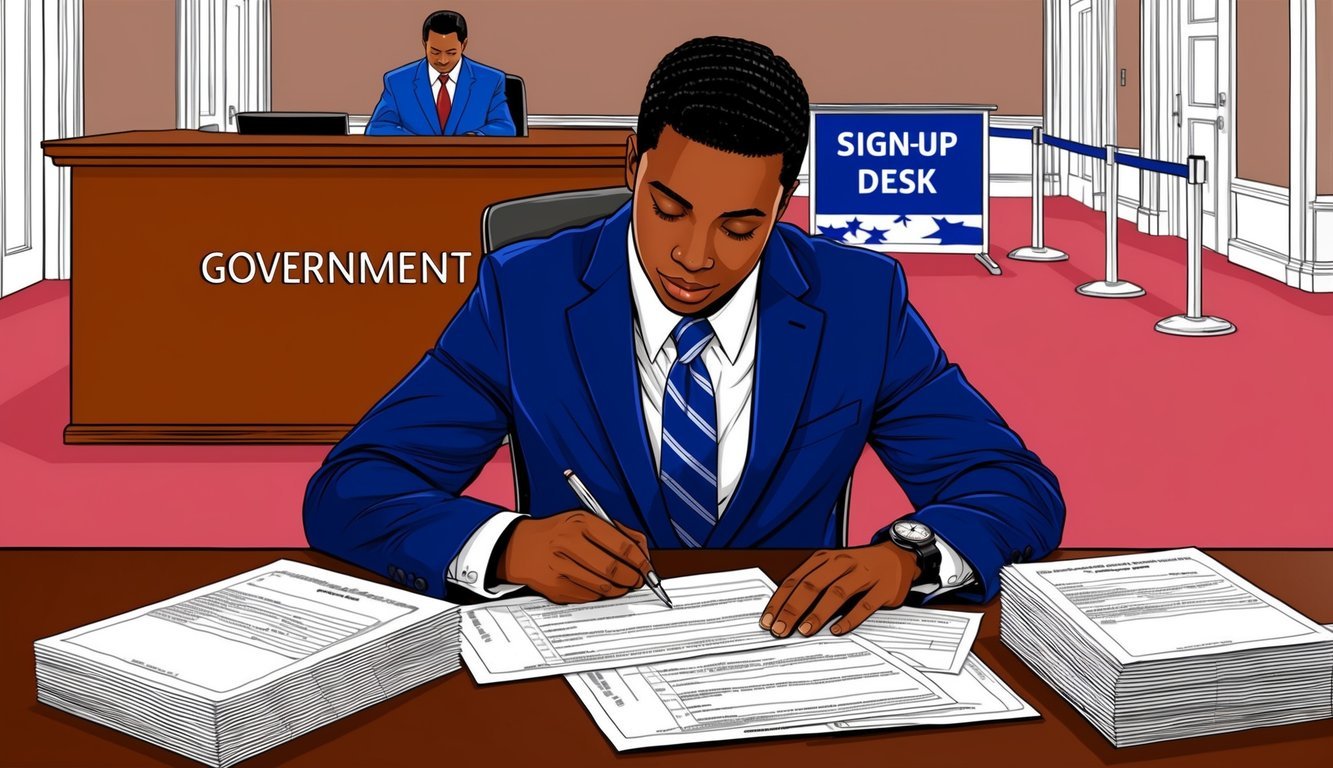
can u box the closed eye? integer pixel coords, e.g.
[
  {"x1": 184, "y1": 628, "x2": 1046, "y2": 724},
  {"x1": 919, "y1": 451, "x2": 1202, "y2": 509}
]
[{"x1": 652, "y1": 201, "x2": 685, "y2": 222}]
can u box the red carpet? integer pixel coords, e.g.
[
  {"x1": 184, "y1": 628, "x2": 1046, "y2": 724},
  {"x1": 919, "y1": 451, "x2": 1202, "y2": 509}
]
[{"x1": 2, "y1": 196, "x2": 1331, "y2": 548}]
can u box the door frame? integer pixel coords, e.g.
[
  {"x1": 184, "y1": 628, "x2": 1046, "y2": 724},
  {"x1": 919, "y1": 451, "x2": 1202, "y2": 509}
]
[
  {"x1": 176, "y1": 0, "x2": 271, "y2": 130},
  {"x1": 1047, "y1": 0, "x2": 1117, "y2": 212},
  {"x1": 1162, "y1": 0, "x2": 1234, "y2": 250},
  {"x1": 1049, "y1": 0, "x2": 1235, "y2": 254},
  {"x1": 3, "y1": 0, "x2": 49, "y2": 296},
  {"x1": 43, "y1": 0, "x2": 82, "y2": 282}
]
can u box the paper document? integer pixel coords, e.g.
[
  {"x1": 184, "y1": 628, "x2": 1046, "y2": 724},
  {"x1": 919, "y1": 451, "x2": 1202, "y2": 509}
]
[
  {"x1": 853, "y1": 606, "x2": 982, "y2": 674},
  {"x1": 567, "y1": 640, "x2": 1040, "y2": 750},
  {"x1": 830, "y1": 653, "x2": 1038, "y2": 731},
  {"x1": 566, "y1": 635, "x2": 958, "y2": 750},
  {"x1": 462, "y1": 568, "x2": 793, "y2": 682},
  {"x1": 1007, "y1": 548, "x2": 1329, "y2": 662}
]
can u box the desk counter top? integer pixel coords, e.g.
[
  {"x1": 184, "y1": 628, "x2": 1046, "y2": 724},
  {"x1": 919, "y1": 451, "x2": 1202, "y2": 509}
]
[
  {"x1": 3, "y1": 548, "x2": 1329, "y2": 766},
  {"x1": 42, "y1": 128, "x2": 633, "y2": 166}
]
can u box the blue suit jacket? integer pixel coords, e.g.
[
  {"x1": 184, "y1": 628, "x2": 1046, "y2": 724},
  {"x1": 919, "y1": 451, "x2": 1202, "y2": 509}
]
[
  {"x1": 304, "y1": 203, "x2": 1064, "y2": 603},
  {"x1": 366, "y1": 57, "x2": 515, "y2": 136}
]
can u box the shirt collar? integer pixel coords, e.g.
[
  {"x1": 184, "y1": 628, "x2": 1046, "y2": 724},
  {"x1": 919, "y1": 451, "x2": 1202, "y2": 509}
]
[
  {"x1": 436, "y1": 59, "x2": 462, "y2": 85},
  {"x1": 626, "y1": 222, "x2": 758, "y2": 365}
]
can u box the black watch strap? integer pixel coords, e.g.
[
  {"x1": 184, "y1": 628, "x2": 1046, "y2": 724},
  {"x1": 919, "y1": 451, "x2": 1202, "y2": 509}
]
[{"x1": 912, "y1": 540, "x2": 942, "y2": 587}]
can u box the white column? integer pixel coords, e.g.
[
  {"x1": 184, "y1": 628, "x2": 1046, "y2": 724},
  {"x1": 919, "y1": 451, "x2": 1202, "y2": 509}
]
[{"x1": 1287, "y1": 0, "x2": 1329, "y2": 291}]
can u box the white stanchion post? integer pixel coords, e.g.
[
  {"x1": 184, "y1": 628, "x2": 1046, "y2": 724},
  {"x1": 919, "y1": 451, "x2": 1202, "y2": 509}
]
[
  {"x1": 1008, "y1": 127, "x2": 1068, "y2": 262},
  {"x1": 1155, "y1": 156, "x2": 1236, "y2": 336},
  {"x1": 1077, "y1": 144, "x2": 1145, "y2": 298}
]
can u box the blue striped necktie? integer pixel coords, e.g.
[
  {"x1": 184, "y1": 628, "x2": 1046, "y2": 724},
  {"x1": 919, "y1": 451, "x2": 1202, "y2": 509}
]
[{"x1": 660, "y1": 317, "x2": 718, "y2": 548}]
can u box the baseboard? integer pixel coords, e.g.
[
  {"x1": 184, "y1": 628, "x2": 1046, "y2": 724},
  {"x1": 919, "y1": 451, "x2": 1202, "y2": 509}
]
[
  {"x1": 1227, "y1": 238, "x2": 1289, "y2": 282},
  {"x1": 64, "y1": 424, "x2": 353, "y2": 444}
]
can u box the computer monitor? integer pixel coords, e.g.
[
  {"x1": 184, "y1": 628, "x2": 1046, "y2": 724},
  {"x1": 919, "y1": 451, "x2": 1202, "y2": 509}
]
[{"x1": 235, "y1": 112, "x2": 349, "y2": 136}]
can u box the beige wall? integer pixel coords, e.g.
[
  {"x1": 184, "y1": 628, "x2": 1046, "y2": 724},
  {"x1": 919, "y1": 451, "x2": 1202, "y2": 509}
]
[
  {"x1": 1319, "y1": 0, "x2": 1332, "y2": 194},
  {"x1": 83, "y1": 0, "x2": 176, "y2": 135},
  {"x1": 1115, "y1": 0, "x2": 1139, "y2": 149},
  {"x1": 271, "y1": 0, "x2": 1045, "y2": 116},
  {"x1": 1235, "y1": 0, "x2": 1289, "y2": 188}
]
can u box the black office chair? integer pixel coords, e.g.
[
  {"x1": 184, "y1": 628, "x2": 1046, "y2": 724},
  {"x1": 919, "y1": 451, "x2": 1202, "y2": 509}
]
[
  {"x1": 482, "y1": 186, "x2": 632, "y2": 253},
  {"x1": 504, "y1": 74, "x2": 528, "y2": 137}
]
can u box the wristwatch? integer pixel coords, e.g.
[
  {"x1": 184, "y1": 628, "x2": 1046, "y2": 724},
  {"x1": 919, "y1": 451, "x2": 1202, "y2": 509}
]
[{"x1": 887, "y1": 518, "x2": 942, "y2": 587}]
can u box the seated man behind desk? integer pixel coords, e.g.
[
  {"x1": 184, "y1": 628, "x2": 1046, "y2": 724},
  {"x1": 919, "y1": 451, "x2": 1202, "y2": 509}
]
[
  {"x1": 366, "y1": 9, "x2": 515, "y2": 137},
  {"x1": 307, "y1": 37, "x2": 1064, "y2": 639}
]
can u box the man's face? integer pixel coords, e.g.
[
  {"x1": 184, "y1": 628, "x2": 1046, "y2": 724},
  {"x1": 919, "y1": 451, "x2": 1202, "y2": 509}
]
[
  {"x1": 626, "y1": 126, "x2": 792, "y2": 315},
  {"x1": 424, "y1": 31, "x2": 466, "y2": 75}
]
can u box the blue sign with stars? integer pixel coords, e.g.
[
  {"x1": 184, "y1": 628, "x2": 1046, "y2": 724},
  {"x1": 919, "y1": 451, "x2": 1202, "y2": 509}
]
[{"x1": 809, "y1": 108, "x2": 990, "y2": 254}]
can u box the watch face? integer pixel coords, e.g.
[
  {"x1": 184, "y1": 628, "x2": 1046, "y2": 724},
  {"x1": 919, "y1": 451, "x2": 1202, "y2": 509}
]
[{"x1": 893, "y1": 520, "x2": 933, "y2": 543}]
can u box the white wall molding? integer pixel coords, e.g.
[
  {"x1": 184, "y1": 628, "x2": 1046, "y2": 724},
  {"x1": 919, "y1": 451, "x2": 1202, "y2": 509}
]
[
  {"x1": 42, "y1": 0, "x2": 81, "y2": 281},
  {"x1": 1230, "y1": 177, "x2": 1290, "y2": 264},
  {"x1": 1232, "y1": 177, "x2": 1291, "y2": 205},
  {"x1": 1229, "y1": 238, "x2": 1291, "y2": 282}
]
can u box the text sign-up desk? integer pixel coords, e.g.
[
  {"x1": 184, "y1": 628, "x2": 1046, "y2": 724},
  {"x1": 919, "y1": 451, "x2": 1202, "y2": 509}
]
[
  {"x1": 42, "y1": 129, "x2": 631, "y2": 444},
  {"x1": 3, "y1": 549, "x2": 1329, "y2": 766}
]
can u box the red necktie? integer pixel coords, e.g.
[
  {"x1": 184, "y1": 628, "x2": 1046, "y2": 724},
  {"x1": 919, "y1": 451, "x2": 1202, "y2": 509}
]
[{"x1": 436, "y1": 75, "x2": 452, "y2": 135}]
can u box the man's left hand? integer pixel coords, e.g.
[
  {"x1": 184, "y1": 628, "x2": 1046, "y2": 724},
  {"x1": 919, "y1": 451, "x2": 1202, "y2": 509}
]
[{"x1": 760, "y1": 543, "x2": 920, "y2": 637}]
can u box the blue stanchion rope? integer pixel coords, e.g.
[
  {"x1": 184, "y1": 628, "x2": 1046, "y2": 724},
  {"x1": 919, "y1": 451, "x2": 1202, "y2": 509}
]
[
  {"x1": 1044, "y1": 134, "x2": 1104, "y2": 159},
  {"x1": 989, "y1": 127, "x2": 1033, "y2": 141},
  {"x1": 1114, "y1": 152, "x2": 1188, "y2": 178}
]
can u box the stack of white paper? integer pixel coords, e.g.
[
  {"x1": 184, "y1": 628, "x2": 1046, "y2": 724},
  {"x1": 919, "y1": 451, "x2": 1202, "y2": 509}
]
[
  {"x1": 35, "y1": 560, "x2": 461, "y2": 768},
  {"x1": 1000, "y1": 548, "x2": 1333, "y2": 747}
]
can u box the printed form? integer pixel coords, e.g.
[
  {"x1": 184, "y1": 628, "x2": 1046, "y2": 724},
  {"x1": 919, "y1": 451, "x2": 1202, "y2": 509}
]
[
  {"x1": 462, "y1": 568, "x2": 795, "y2": 682},
  {"x1": 1010, "y1": 548, "x2": 1330, "y2": 662},
  {"x1": 567, "y1": 640, "x2": 1038, "y2": 750},
  {"x1": 853, "y1": 606, "x2": 982, "y2": 674}
]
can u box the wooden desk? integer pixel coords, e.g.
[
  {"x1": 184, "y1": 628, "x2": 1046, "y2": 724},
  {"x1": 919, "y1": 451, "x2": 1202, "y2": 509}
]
[
  {"x1": 2, "y1": 548, "x2": 1329, "y2": 766},
  {"x1": 41, "y1": 129, "x2": 631, "y2": 444}
]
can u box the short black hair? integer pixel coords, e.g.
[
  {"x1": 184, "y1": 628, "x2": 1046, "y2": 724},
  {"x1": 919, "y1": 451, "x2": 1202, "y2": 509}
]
[
  {"x1": 637, "y1": 37, "x2": 809, "y2": 190},
  {"x1": 422, "y1": 10, "x2": 467, "y2": 43}
]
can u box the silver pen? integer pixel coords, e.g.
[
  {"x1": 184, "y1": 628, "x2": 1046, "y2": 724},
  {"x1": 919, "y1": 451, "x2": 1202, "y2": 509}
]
[{"x1": 563, "y1": 469, "x2": 673, "y2": 608}]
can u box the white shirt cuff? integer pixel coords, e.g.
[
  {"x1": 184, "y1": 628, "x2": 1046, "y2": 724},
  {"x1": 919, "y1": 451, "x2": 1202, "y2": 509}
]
[
  {"x1": 446, "y1": 511, "x2": 528, "y2": 598},
  {"x1": 909, "y1": 538, "x2": 976, "y2": 597}
]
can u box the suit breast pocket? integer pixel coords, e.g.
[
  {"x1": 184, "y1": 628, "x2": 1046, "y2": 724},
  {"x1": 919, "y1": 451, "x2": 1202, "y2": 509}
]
[{"x1": 789, "y1": 400, "x2": 862, "y2": 449}]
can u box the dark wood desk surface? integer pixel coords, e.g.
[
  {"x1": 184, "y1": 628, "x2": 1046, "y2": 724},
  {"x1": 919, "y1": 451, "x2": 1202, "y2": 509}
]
[{"x1": 3, "y1": 549, "x2": 1330, "y2": 766}]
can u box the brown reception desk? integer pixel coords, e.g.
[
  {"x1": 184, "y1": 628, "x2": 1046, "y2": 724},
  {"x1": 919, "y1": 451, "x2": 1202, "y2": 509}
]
[
  {"x1": 42, "y1": 129, "x2": 632, "y2": 444},
  {"x1": 3, "y1": 549, "x2": 1330, "y2": 766}
]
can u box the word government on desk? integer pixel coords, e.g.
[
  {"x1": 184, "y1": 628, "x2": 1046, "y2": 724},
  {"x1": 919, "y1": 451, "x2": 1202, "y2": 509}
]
[{"x1": 201, "y1": 250, "x2": 473, "y2": 286}]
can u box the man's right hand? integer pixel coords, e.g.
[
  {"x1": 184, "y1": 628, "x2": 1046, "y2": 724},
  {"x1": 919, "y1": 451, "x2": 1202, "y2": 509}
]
[{"x1": 495, "y1": 511, "x2": 651, "y2": 604}]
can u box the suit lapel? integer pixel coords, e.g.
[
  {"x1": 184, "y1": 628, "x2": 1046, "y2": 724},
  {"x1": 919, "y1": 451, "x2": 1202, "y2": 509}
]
[
  {"x1": 412, "y1": 59, "x2": 442, "y2": 134},
  {"x1": 708, "y1": 232, "x2": 825, "y2": 547},
  {"x1": 444, "y1": 58, "x2": 475, "y2": 136},
  {"x1": 565, "y1": 205, "x2": 677, "y2": 548}
]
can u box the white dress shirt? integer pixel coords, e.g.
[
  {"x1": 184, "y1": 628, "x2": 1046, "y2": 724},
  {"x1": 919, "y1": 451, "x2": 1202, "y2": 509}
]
[
  {"x1": 429, "y1": 65, "x2": 459, "y2": 107},
  {"x1": 446, "y1": 224, "x2": 975, "y2": 598}
]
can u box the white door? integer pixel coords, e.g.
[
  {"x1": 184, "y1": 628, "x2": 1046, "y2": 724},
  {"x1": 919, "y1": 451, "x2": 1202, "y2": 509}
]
[
  {"x1": 2, "y1": 0, "x2": 45, "y2": 297},
  {"x1": 1066, "y1": 0, "x2": 1098, "y2": 207},
  {"x1": 1175, "y1": 0, "x2": 1230, "y2": 250},
  {"x1": 179, "y1": 0, "x2": 267, "y2": 131}
]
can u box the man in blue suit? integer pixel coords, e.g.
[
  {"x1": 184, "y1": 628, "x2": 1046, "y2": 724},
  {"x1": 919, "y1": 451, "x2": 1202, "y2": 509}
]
[
  {"x1": 366, "y1": 10, "x2": 514, "y2": 137},
  {"x1": 307, "y1": 37, "x2": 1063, "y2": 638}
]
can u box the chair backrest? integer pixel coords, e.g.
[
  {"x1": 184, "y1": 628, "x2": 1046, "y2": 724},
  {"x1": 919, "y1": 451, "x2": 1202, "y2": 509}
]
[
  {"x1": 835, "y1": 477, "x2": 852, "y2": 547},
  {"x1": 504, "y1": 74, "x2": 528, "y2": 137},
  {"x1": 482, "y1": 186, "x2": 632, "y2": 253}
]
